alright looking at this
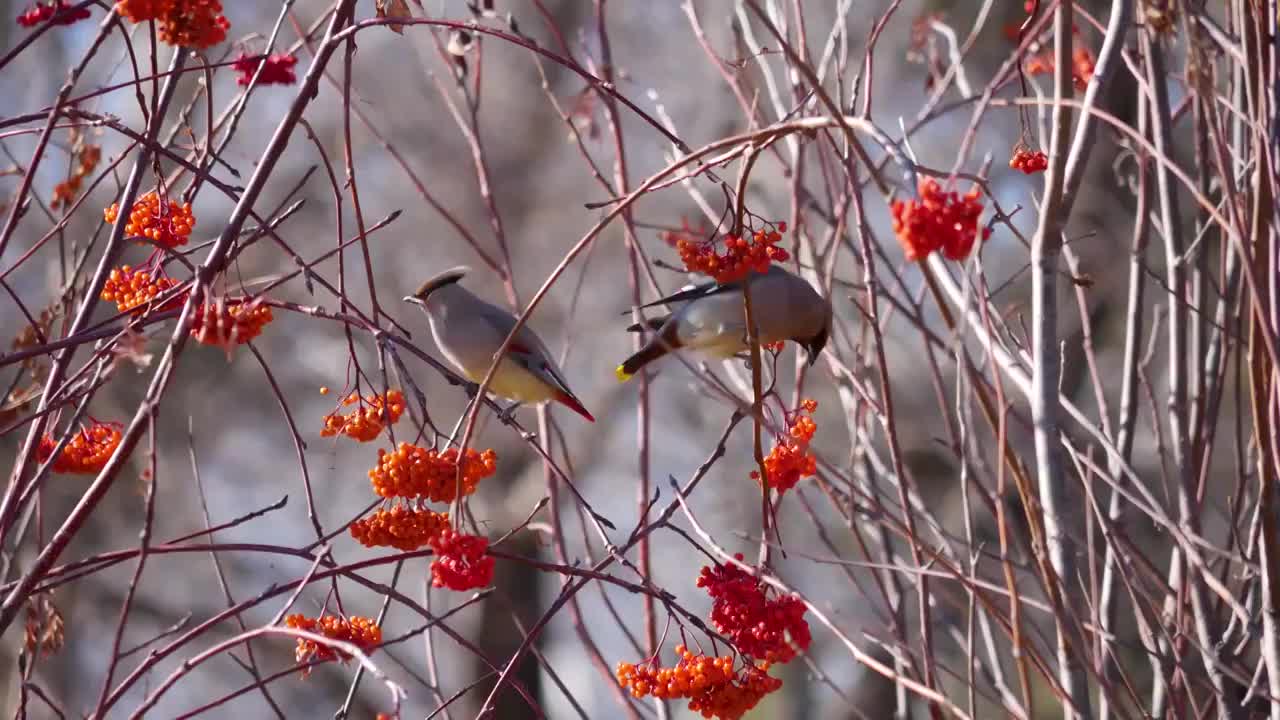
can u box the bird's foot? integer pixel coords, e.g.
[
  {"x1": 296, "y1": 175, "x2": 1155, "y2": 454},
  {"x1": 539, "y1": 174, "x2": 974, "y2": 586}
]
[{"x1": 496, "y1": 401, "x2": 523, "y2": 424}]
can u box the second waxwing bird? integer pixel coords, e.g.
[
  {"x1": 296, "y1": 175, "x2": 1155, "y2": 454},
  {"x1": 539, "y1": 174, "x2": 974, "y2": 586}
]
[
  {"x1": 404, "y1": 267, "x2": 595, "y2": 422},
  {"x1": 615, "y1": 265, "x2": 832, "y2": 381}
]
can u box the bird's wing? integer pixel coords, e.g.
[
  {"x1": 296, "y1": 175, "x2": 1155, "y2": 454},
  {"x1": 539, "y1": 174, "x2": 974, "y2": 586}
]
[
  {"x1": 624, "y1": 278, "x2": 744, "y2": 313},
  {"x1": 478, "y1": 304, "x2": 579, "y2": 397}
]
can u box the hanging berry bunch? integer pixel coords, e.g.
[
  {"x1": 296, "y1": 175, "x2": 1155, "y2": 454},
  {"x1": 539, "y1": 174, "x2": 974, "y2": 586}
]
[
  {"x1": 17, "y1": 1, "x2": 89, "y2": 28},
  {"x1": 101, "y1": 265, "x2": 182, "y2": 314},
  {"x1": 676, "y1": 223, "x2": 790, "y2": 285},
  {"x1": 350, "y1": 506, "x2": 450, "y2": 552},
  {"x1": 283, "y1": 614, "x2": 382, "y2": 676},
  {"x1": 751, "y1": 399, "x2": 819, "y2": 494},
  {"x1": 1010, "y1": 146, "x2": 1049, "y2": 174},
  {"x1": 429, "y1": 529, "x2": 494, "y2": 591},
  {"x1": 103, "y1": 190, "x2": 195, "y2": 250},
  {"x1": 37, "y1": 421, "x2": 124, "y2": 474},
  {"x1": 321, "y1": 389, "x2": 406, "y2": 442},
  {"x1": 697, "y1": 554, "x2": 812, "y2": 663},
  {"x1": 367, "y1": 443, "x2": 497, "y2": 503},
  {"x1": 114, "y1": 0, "x2": 229, "y2": 49},
  {"x1": 616, "y1": 645, "x2": 782, "y2": 720},
  {"x1": 52, "y1": 141, "x2": 101, "y2": 209},
  {"x1": 232, "y1": 52, "x2": 298, "y2": 86},
  {"x1": 188, "y1": 300, "x2": 273, "y2": 347},
  {"x1": 890, "y1": 179, "x2": 989, "y2": 262}
]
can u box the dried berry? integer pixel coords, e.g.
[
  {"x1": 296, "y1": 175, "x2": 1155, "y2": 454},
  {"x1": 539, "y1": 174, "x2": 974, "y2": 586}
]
[
  {"x1": 189, "y1": 300, "x2": 272, "y2": 347},
  {"x1": 232, "y1": 52, "x2": 298, "y2": 86}
]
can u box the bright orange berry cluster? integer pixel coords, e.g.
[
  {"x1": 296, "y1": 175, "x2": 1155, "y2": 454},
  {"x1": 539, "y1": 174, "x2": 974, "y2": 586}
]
[
  {"x1": 890, "y1": 179, "x2": 989, "y2": 262},
  {"x1": 1010, "y1": 147, "x2": 1049, "y2": 174},
  {"x1": 677, "y1": 224, "x2": 790, "y2": 284},
  {"x1": 697, "y1": 554, "x2": 812, "y2": 664},
  {"x1": 101, "y1": 265, "x2": 181, "y2": 314},
  {"x1": 284, "y1": 614, "x2": 382, "y2": 675},
  {"x1": 615, "y1": 645, "x2": 781, "y2": 720},
  {"x1": 751, "y1": 399, "x2": 818, "y2": 494},
  {"x1": 51, "y1": 143, "x2": 100, "y2": 209},
  {"x1": 36, "y1": 421, "x2": 123, "y2": 474},
  {"x1": 189, "y1": 301, "x2": 273, "y2": 347},
  {"x1": 368, "y1": 443, "x2": 497, "y2": 502},
  {"x1": 321, "y1": 390, "x2": 405, "y2": 442},
  {"x1": 103, "y1": 190, "x2": 195, "y2": 249},
  {"x1": 350, "y1": 505, "x2": 450, "y2": 551},
  {"x1": 114, "y1": 0, "x2": 228, "y2": 49},
  {"x1": 17, "y1": 1, "x2": 89, "y2": 27},
  {"x1": 429, "y1": 529, "x2": 494, "y2": 591}
]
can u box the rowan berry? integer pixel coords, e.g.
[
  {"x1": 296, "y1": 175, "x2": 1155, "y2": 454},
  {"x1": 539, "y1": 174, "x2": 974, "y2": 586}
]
[
  {"x1": 36, "y1": 421, "x2": 123, "y2": 474},
  {"x1": 284, "y1": 613, "x2": 382, "y2": 675},
  {"x1": 321, "y1": 390, "x2": 405, "y2": 442},
  {"x1": 101, "y1": 265, "x2": 182, "y2": 314},
  {"x1": 17, "y1": 1, "x2": 89, "y2": 27},
  {"x1": 233, "y1": 52, "x2": 298, "y2": 86},
  {"x1": 368, "y1": 443, "x2": 497, "y2": 502},
  {"x1": 189, "y1": 300, "x2": 272, "y2": 347},
  {"x1": 750, "y1": 399, "x2": 819, "y2": 494},
  {"x1": 616, "y1": 645, "x2": 782, "y2": 719},
  {"x1": 1010, "y1": 147, "x2": 1049, "y2": 174},
  {"x1": 157, "y1": 0, "x2": 229, "y2": 49},
  {"x1": 429, "y1": 529, "x2": 494, "y2": 591},
  {"x1": 350, "y1": 505, "x2": 450, "y2": 551},
  {"x1": 103, "y1": 190, "x2": 195, "y2": 249},
  {"x1": 677, "y1": 227, "x2": 790, "y2": 284},
  {"x1": 697, "y1": 555, "x2": 812, "y2": 664},
  {"x1": 890, "y1": 179, "x2": 989, "y2": 262}
]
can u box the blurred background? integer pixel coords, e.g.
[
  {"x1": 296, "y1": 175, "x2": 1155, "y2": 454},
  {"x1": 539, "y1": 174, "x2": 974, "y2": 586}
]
[{"x1": 0, "y1": 0, "x2": 1186, "y2": 717}]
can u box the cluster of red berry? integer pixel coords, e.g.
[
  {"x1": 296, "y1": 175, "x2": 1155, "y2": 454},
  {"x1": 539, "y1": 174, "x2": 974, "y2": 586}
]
[
  {"x1": 51, "y1": 142, "x2": 101, "y2": 209},
  {"x1": 101, "y1": 265, "x2": 181, "y2": 315},
  {"x1": 752, "y1": 398, "x2": 818, "y2": 494},
  {"x1": 675, "y1": 224, "x2": 790, "y2": 284},
  {"x1": 428, "y1": 529, "x2": 495, "y2": 591},
  {"x1": 189, "y1": 300, "x2": 273, "y2": 347},
  {"x1": 284, "y1": 614, "x2": 382, "y2": 675},
  {"x1": 104, "y1": 190, "x2": 195, "y2": 250},
  {"x1": 616, "y1": 645, "x2": 781, "y2": 719},
  {"x1": 697, "y1": 555, "x2": 812, "y2": 663},
  {"x1": 115, "y1": 0, "x2": 228, "y2": 49},
  {"x1": 321, "y1": 389, "x2": 406, "y2": 442},
  {"x1": 232, "y1": 53, "x2": 298, "y2": 86},
  {"x1": 36, "y1": 422, "x2": 123, "y2": 475},
  {"x1": 350, "y1": 506, "x2": 450, "y2": 552},
  {"x1": 368, "y1": 443, "x2": 497, "y2": 503},
  {"x1": 890, "y1": 179, "x2": 990, "y2": 262},
  {"x1": 1010, "y1": 147, "x2": 1049, "y2": 174},
  {"x1": 16, "y1": 1, "x2": 89, "y2": 28}
]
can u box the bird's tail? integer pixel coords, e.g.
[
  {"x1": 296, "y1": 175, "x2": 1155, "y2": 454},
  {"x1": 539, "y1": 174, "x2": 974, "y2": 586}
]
[
  {"x1": 616, "y1": 343, "x2": 675, "y2": 382},
  {"x1": 552, "y1": 390, "x2": 596, "y2": 422}
]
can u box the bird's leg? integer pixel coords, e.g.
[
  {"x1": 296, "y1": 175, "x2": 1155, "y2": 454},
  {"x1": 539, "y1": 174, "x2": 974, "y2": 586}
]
[{"x1": 496, "y1": 401, "x2": 523, "y2": 424}]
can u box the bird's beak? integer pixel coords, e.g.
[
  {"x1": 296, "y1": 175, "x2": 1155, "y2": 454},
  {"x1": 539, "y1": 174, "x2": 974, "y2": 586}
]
[
  {"x1": 403, "y1": 295, "x2": 423, "y2": 306},
  {"x1": 806, "y1": 347, "x2": 820, "y2": 367}
]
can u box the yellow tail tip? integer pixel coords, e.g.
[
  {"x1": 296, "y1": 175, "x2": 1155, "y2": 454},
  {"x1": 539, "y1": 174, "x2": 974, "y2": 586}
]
[{"x1": 615, "y1": 364, "x2": 633, "y2": 383}]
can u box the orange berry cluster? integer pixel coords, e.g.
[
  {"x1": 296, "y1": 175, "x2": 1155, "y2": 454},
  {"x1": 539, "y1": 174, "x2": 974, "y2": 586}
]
[
  {"x1": 676, "y1": 224, "x2": 790, "y2": 284},
  {"x1": 429, "y1": 529, "x2": 494, "y2": 591},
  {"x1": 751, "y1": 399, "x2": 818, "y2": 494},
  {"x1": 103, "y1": 190, "x2": 195, "y2": 249},
  {"x1": 321, "y1": 390, "x2": 406, "y2": 442},
  {"x1": 36, "y1": 421, "x2": 123, "y2": 474},
  {"x1": 114, "y1": 0, "x2": 228, "y2": 49},
  {"x1": 17, "y1": 1, "x2": 89, "y2": 27},
  {"x1": 1025, "y1": 47, "x2": 1096, "y2": 91},
  {"x1": 51, "y1": 143, "x2": 101, "y2": 209},
  {"x1": 189, "y1": 301, "x2": 273, "y2": 347},
  {"x1": 697, "y1": 554, "x2": 812, "y2": 664},
  {"x1": 284, "y1": 614, "x2": 382, "y2": 675},
  {"x1": 615, "y1": 645, "x2": 781, "y2": 720},
  {"x1": 101, "y1": 265, "x2": 181, "y2": 314},
  {"x1": 1010, "y1": 147, "x2": 1049, "y2": 174},
  {"x1": 890, "y1": 179, "x2": 990, "y2": 262},
  {"x1": 350, "y1": 506, "x2": 450, "y2": 551},
  {"x1": 368, "y1": 443, "x2": 497, "y2": 502}
]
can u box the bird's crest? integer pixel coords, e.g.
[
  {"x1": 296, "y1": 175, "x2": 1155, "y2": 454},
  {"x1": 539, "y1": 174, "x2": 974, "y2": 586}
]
[{"x1": 411, "y1": 266, "x2": 471, "y2": 300}]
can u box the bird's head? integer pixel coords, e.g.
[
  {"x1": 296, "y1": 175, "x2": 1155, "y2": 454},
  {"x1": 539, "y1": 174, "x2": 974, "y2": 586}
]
[
  {"x1": 404, "y1": 266, "x2": 471, "y2": 306},
  {"x1": 799, "y1": 301, "x2": 832, "y2": 367}
]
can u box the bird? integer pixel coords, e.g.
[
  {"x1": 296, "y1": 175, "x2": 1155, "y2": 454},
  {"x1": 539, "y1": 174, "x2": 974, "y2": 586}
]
[
  {"x1": 615, "y1": 264, "x2": 831, "y2": 381},
  {"x1": 404, "y1": 267, "x2": 595, "y2": 422}
]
